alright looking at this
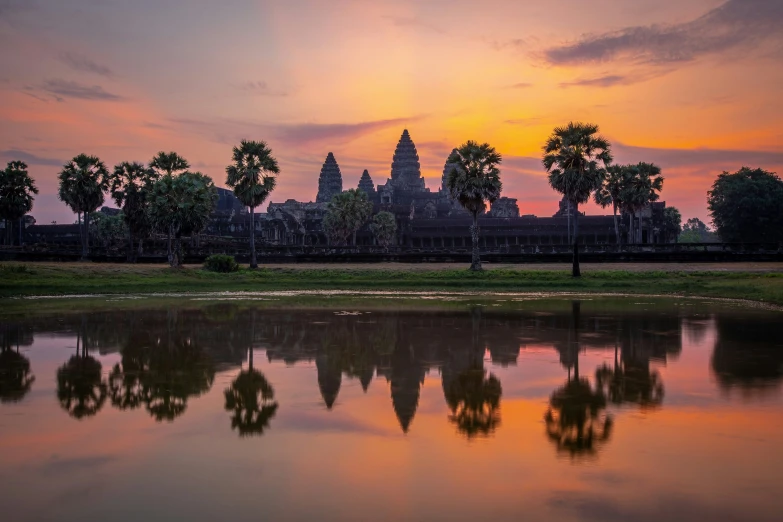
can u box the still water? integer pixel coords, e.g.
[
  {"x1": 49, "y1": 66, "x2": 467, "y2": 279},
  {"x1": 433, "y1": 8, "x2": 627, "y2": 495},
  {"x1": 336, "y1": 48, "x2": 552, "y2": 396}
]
[{"x1": 1, "y1": 295, "x2": 782, "y2": 522}]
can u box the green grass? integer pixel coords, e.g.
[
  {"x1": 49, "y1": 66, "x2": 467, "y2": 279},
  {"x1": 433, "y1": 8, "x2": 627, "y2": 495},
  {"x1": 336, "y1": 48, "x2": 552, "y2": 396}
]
[{"x1": 2, "y1": 262, "x2": 783, "y2": 308}]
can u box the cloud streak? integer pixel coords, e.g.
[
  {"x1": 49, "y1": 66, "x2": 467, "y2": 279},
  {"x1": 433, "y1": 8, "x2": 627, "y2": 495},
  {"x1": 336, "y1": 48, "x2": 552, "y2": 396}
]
[
  {"x1": 544, "y1": 0, "x2": 783, "y2": 66},
  {"x1": 1, "y1": 149, "x2": 63, "y2": 166},
  {"x1": 59, "y1": 52, "x2": 116, "y2": 78},
  {"x1": 233, "y1": 80, "x2": 291, "y2": 97},
  {"x1": 41, "y1": 79, "x2": 124, "y2": 101}
]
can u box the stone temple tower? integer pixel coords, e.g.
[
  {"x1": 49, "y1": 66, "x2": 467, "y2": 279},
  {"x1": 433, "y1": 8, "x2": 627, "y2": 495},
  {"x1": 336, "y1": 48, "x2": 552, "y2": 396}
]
[
  {"x1": 316, "y1": 152, "x2": 343, "y2": 203},
  {"x1": 390, "y1": 129, "x2": 425, "y2": 191},
  {"x1": 441, "y1": 148, "x2": 459, "y2": 194},
  {"x1": 357, "y1": 169, "x2": 375, "y2": 195}
]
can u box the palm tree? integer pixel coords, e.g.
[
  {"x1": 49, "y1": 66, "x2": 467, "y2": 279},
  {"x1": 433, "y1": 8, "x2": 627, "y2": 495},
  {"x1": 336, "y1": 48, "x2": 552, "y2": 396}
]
[
  {"x1": 445, "y1": 141, "x2": 503, "y2": 271},
  {"x1": 0, "y1": 161, "x2": 38, "y2": 247},
  {"x1": 594, "y1": 164, "x2": 626, "y2": 247},
  {"x1": 624, "y1": 162, "x2": 664, "y2": 244},
  {"x1": 369, "y1": 211, "x2": 397, "y2": 251},
  {"x1": 543, "y1": 122, "x2": 612, "y2": 277},
  {"x1": 149, "y1": 152, "x2": 190, "y2": 265},
  {"x1": 57, "y1": 154, "x2": 108, "y2": 260},
  {"x1": 108, "y1": 162, "x2": 159, "y2": 262},
  {"x1": 149, "y1": 171, "x2": 218, "y2": 267},
  {"x1": 225, "y1": 140, "x2": 280, "y2": 269}
]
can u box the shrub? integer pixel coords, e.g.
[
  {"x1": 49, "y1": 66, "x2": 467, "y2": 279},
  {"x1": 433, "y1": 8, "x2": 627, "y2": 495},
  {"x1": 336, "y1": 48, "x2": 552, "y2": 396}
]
[{"x1": 203, "y1": 254, "x2": 239, "y2": 273}]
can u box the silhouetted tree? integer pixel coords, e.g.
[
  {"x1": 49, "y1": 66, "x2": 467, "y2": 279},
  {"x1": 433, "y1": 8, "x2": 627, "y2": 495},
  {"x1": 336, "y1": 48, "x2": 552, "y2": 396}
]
[
  {"x1": 108, "y1": 161, "x2": 159, "y2": 261},
  {"x1": 0, "y1": 161, "x2": 38, "y2": 246},
  {"x1": 543, "y1": 122, "x2": 611, "y2": 276},
  {"x1": 323, "y1": 189, "x2": 373, "y2": 246},
  {"x1": 57, "y1": 154, "x2": 108, "y2": 260},
  {"x1": 445, "y1": 141, "x2": 503, "y2": 271},
  {"x1": 56, "y1": 320, "x2": 107, "y2": 419},
  {"x1": 225, "y1": 140, "x2": 280, "y2": 269},
  {"x1": 149, "y1": 152, "x2": 190, "y2": 264}
]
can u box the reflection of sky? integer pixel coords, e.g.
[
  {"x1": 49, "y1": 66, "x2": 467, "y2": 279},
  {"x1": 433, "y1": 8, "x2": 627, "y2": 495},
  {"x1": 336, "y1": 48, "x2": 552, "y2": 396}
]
[
  {"x1": 1, "y1": 1, "x2": 782, "y2": 226},
  {"x1": 1, "y1": 307, "x2": 783, "y2": 521}
]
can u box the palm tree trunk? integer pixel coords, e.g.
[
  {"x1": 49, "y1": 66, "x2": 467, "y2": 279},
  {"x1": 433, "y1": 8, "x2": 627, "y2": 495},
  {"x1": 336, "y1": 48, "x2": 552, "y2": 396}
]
[
  {"x1": 82, "y1": 212, "x2": 89, "y2": 260},
  {"x1": 250, "y1": 206, "x2": 257, "y2": 269},
  {"x1": 572, "y1": 201, "x2": 581, "y2": 278},
  {"x1": 470, "y1": 211, "x2": 481, "y2": 271},
  {"x1": 167, "y1": 225, "x2": 173, "y2": 266},
  {"x1": 127, "y1": 227, "x2": 134, "y2": 263},
  {"x1": 173, "y1": 233, "x2": 182, "y2": 267},
  {"x1": 612, "y1": 203, "x2": 620, "y2": 249},
  {"x1": 18, "y1": 217, "x2": 22, "y2": 246}
]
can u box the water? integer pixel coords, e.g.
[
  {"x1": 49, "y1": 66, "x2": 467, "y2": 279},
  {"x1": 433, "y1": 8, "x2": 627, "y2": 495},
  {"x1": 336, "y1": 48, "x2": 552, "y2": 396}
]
[{"x1": 1, "y1": 295, "x2": 782, "y2": 522}]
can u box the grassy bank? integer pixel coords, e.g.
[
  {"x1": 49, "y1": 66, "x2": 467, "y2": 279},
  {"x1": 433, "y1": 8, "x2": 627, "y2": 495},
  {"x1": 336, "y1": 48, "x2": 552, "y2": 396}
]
[{"x1": 2, "y1": 262, "x2": 783, "y2": 306}]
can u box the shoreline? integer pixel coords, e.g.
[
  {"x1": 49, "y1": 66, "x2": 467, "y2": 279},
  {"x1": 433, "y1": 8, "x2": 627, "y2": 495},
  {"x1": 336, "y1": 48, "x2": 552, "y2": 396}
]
[{"x1": 2, "y1": 262, "x2": 783, "y2": 309}]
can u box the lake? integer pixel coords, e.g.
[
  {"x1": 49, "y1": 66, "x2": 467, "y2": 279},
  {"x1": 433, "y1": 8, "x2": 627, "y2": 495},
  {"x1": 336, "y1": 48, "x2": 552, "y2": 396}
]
[{"x1": 1, "y1": 294, "x2": 782, "y2": 522}]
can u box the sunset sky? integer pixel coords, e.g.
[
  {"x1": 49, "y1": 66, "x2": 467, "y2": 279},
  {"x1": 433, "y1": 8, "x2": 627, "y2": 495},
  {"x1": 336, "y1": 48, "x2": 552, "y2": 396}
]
[{"x1": 1, "y1": 0, "x2": 781, "y2": 225}]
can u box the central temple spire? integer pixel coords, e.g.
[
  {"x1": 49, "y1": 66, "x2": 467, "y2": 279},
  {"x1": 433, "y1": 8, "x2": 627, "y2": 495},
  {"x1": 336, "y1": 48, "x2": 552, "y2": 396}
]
[
  {"x1": 316, "y1": 152, "x2": 343, "y2": 203},
  {"x1": 390, "y1": 129, "x2": 425, "y2": 191}
]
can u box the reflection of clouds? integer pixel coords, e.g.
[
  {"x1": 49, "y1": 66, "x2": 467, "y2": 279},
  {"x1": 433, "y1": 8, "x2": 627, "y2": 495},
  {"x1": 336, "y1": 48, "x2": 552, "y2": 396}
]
[{"x1": 38, "y1": 454, "x2": 116, "y2": 474}]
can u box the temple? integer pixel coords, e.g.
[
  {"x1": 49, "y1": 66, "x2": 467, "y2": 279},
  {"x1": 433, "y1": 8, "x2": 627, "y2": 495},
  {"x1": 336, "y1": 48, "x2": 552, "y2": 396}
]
[{"x1": 247, "y1": 129, "x2": 670, "y2": 247}]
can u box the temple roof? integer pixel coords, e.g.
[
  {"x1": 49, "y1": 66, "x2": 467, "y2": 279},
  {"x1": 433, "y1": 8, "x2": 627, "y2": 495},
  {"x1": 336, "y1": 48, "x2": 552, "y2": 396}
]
[
  {"x1": 441, "y1": 148, "x2": 459, "y2": 193},
  {"x1": 357, "y1": 169, "x2": 375, "y2": 194},
  {"x1": 316, "y1": 152, "x2": 343, "y2": 204},
  {"x1": 390, "y1": 129, "x2": 425, "y2": 191}
]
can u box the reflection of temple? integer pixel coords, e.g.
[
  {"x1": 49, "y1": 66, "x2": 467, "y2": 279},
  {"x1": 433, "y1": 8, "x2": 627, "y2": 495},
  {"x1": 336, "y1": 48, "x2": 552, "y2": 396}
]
[{"x1": 10, "y1": 305, "x2": 781, "y2": 438}]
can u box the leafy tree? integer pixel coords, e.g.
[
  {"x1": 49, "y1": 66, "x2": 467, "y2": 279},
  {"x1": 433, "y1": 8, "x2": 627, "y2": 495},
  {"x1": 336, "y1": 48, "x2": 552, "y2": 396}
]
[
  {"x1": 108, "y1": 161, "x2": 159, "y2": 261},
  {"x1": 543, "y1": 122, "x2": 611, "y2": 276},
  {"x1": 594, "y1": 164, "x2": 626, "y2": 246},
  {"x1": 679, "y1": 218, "x2": 716, "y2": 243},
  {"x1": 707, "y1": 167, "x2": 783, "y2": 243},
  {"x1": 662, "y1": 207, "x2": 682, "y2": 244},
  {"x1": 57, "y1": 154, "x2": 109, "y2": 260},
  {"x1": 225, "y1": 140, "x2": 280, "y2": 269},
  {"x1": 89, "y1": 211, "x2": 127, "y2": 250},
  {"x1": 621, "y1": 162, "x2": 664, "y2": 244},
  {"x1": 323, "y1": 188, "x2": 373, "y2": 246},
  {"x1": 369, "y1": 211, "x2": 397, "y2": 250},
  {"x1": 149, "y1": 171, "x2": 218, "y2": 267},
  {"x1": 445, "y1": 141, "x2": 503, "y2": 271},
  {"x1": 0, "y1": 161, "x2": 38, "y2": 246},
  {"x1": 149, "y1": 152, "x2": 190, "y2": 265},
  {"x1": 444, "y1": 365, "x2": 502, "y2": 439}
]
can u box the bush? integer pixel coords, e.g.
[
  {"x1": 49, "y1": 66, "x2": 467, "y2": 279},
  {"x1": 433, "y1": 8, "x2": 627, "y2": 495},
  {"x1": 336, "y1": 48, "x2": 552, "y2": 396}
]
[{"x1": 203, "y1": 254, "x2": 239, "y2": 273}]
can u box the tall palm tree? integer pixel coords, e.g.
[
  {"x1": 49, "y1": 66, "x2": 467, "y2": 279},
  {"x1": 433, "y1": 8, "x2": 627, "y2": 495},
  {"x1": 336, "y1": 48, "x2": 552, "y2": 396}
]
[
  {"x1": 57, "y1": 154, "x2": 109, "y2": 260},
  {"x1": 445, "y1": 141, "x2": 503, "y2": 271},
  {"x1": 149, "y1": 152, "x2": 190, "y2": 265},
  {"x1": 0, "y1": 161, "x2": 38, "y2": 247},
  {"x1": 622, "y1": 163, "x2": 664, "y2": 244},
  {"x1": 108, "y1": 161, "x2": 159, "y2": 262},
  {"x1": 594, "y1": 164, "x2": 626, "y2": 247},
  {"x1": 225, "y1": 140, "x2": 280, "y2": 269},
  {"x1": 543, "y1": 122, "x2": 612, "y2": 277}
]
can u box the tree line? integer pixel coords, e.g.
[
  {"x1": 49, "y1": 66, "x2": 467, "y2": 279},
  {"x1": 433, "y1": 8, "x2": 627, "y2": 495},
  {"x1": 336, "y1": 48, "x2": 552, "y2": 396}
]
[{"x1": 1, "y1": 123, "x2": 781, "y2": 273}]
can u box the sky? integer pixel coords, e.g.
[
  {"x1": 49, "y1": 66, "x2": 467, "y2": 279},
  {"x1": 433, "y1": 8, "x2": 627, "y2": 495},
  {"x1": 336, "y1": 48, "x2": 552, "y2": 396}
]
[{"x1": 1, "y1": 0, "x2": 782, "y2": 225}]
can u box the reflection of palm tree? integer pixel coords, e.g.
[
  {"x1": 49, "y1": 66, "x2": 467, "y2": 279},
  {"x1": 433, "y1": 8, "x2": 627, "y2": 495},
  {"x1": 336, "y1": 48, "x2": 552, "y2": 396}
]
[
  {"x1": 0, "y1": 324, "x2": 35, "y2": 403},
  {"x1": 56, "y1": 326, "x2": 107, "y2": 419},
  {"x1": 544, "y1": 377, "x2": 612, "y2": 458},
  {"x1": 224, "y1": 348, "x2": 278, "y2": 437},
  {"x1": 544, "y1": 300, "x2": 612, "y2": 458},
  {"x1": 596, "y1": 360, "x2": 664, "y2": 409},
  {"x1": 444, "y1": 366, "x2": 502, "y2": 439},
  {"x1": 0, "y1": 347, "x2": 35, "y2": 403},
  {"x1": 107, "y1": 341, "x2": 150, "y2": 411}
]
